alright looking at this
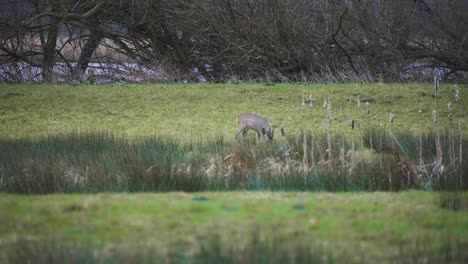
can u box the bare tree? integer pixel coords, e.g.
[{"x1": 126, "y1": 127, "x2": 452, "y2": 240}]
[{"x1": 1, "y1": 0, "x2": 467, "y2": 83}]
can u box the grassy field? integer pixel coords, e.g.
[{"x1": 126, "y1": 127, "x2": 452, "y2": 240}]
[
  {"x1": 1, "y1": 83, "x2": 466, "y2": 140},
  {"x1": 1, "y1": 83, "x2": 466, "y2": 193},
  {"x1": 1, "y1": 83, "x2": 467, "y2": 263},
  {"x1": 1, "y1": 191, "x2": 467, "y2": 263}
]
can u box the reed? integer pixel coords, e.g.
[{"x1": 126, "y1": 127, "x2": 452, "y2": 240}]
[
  {"x1": 1, "y1": 129, "x2": 466, "y2": 194},
  {"x1": 5, "y1": 234, "x2": 330, "y2": 264},
  {"x1": 6, "y1": 232, "x2": 467, "y2": 264}
]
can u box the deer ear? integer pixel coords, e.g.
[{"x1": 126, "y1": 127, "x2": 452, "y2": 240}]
[{"x1": 262, "y1": 128, "x2": 266, "y2": 134}]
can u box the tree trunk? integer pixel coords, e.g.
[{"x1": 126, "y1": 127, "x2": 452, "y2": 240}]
[
  {"x1": 73, "y1": 31, "x2": 102, "y2": 80},
  {"x1": 42, "y1": 23, "x2": 60, "y2": 83}
]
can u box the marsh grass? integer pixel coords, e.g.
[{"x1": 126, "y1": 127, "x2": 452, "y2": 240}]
[
  {"x1": 438, "y1": 165, "x2": 468, "y2": 210},
  {"x1": 6, "y1": 235, "x2": 329, "y2": 264},
  {"x1": 7, "y1": 234, "x2": 467, "y2": 264},
  {"x1": 1, "y1": 129, "x2": 466, "y2": 194}
]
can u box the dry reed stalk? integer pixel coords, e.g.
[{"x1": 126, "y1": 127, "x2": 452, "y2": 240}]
[
  {"x1": 302, "y1": 132, "x2": 308, "y2": 171},
  {"x1": 327, "y1": 105, "x2": 333, "y2": 175},
  {"x1": 434, "y1": 111, "x2": 443, "y2": 174},
  {"x1": 449, "y1": 129, "x2": 455, "y2": 162},
  {"x1": 340, "y1": 138, "x2": 346, "y2": 167},
  {"x1": 419, "y1": 135, "x2": 424, "y2": 166},
  {"x1": 435, "y1": 133, "x2": 443, "y2": 173},
  {"x1": 379, "y1": 128, "x2": 384, "y2": 171},
  {"x1": 458, "y1": 119, "x2": 463, "y2": 185},
  {"x1": 366, "y1": 101, "x2": 370, "y2": 124},
  {"x1": 448, "y1": 102, "x2": 453, "y2": 119},
  {"x1": 459, "y1": 119, "x2": 463, "y2": 168},
  {"x1": 387, "y1": 131, "x2": 400, "y2": 189},
  {"x1": 350, "y1": 136, "x2": 356, "y2": 172},
  {"x1": 310, "y1": 132, "x2": 315, "y2": 172},
  {"x1": 417, "y1": 134, "x2": 429, "y2": 181},
  {"x1": 357, "y1": 121, "x2": 364, "y2": 149}
]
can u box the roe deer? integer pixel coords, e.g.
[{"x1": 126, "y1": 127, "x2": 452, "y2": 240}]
[{"x1": 235, "y1": 112, "x2": 274, "y2": 142}]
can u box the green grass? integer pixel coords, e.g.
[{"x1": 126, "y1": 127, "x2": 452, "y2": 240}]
[
  {"x1": 1, "y1": 83, "x2": 466, "y2": 141},
  {"x1": 1, "y1": 191, "x2": 467, "y2": 263},
  {"x1": 1, "y1": 83, "x2": 467, "y2": 193},
  {"x1": 1, "y1": 83, "x2": 467, "y2": 262}
]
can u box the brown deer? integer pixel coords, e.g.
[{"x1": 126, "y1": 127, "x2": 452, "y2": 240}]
[{"x1": 235, "y1": 112, "x2": 274, "y2": 142}]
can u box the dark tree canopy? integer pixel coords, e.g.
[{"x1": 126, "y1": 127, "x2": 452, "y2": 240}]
[{"x1": 0, "y1": 0, "x2": 467, "y2": 83}]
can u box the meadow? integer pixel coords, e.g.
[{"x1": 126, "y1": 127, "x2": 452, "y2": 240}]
[
  {"x1": 0, "y1": 83, "x2": 466, "y2": 140},
  {"x1": 0, "y1": 83, "x2": 467, "y2": 263}
]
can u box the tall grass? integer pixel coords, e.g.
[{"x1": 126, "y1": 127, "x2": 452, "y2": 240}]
[
  {"x1": 5, "y1": 233, "x2": 329, "y2": 264},
  {"x1": 6, "y1": 234, "x2": 467, "y2": 264},
  {"x1": 1, "y1": 129, "x2": 466, "y2": 194}
]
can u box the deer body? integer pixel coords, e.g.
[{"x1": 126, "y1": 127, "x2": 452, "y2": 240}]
[{"x1": 235, "y1": 112, "x2": 274, "y2": 142}]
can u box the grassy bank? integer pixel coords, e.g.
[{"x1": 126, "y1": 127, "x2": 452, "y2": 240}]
[
  {"x1": 1, "y1": 83, "x2": 466, "y2": 140},
  {"x1": 1, "y1": 191, "x2": 467, "y2": 263}
]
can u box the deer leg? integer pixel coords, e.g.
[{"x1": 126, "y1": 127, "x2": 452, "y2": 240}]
[
  {"x1": 256, "y1": 129, "x2": 262, "y2": 140},
  {"x1": 235, "y1": 127, "x2": 245, "y2": 140},
  {"x1": 260, "y1": 128, "x2": 267, "y2": 140},
  {"x1": 242, "y1": 128, "x2": 249, "y2": 138}
]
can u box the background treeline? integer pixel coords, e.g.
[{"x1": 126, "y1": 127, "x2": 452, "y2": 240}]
[{"x1": 1, "y1": 0, "x2": 467, "y2": 83}]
